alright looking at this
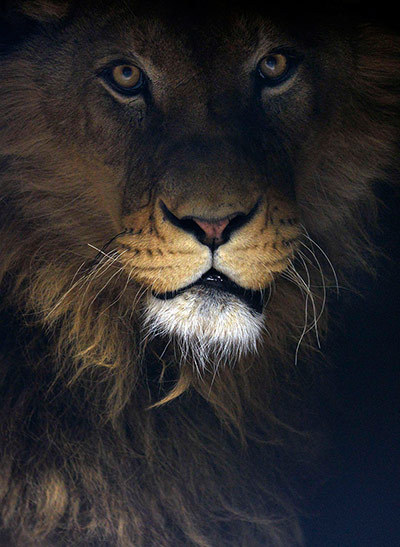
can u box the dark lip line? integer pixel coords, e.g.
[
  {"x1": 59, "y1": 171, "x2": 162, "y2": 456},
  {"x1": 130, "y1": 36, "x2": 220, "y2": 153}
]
[
  {"x1": 152, "y1": 278, "x2": 199, "y2": 301},
  {"x1": 152, "y1": 269, "x2": 264, "y2": 314}
]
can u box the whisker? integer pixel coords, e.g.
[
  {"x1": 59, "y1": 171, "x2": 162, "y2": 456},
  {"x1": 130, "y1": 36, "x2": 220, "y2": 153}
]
[
  {"x1": 91, "y1": 229, "x2": 128, "y2": 261},
  {"x1": 87, "y1": 261, "x2": 128, "y2": 309},
  {"x1": 87, "y1": 243, "x2": 120, "y2": 261},
  {"x1": 281, "y1": 259, "x2": 321, "y2": 362},
  {"x1": 296, "y1": 252, "x2": 322, "y2": 348},
  {"x1": 294, "y1": 271, "x2": 310, "y2": 366},
  {"x1": 80, "y1": 250, "x2": 126, "y2": 300},
  {"x1": 97, "y1": 266, "x2": 135, "y2": 317},
  {"x1": 298, "y1": 248, "x2": 327, "y2": 332},
  {"x1": 300, "y1": 226, "x2": 340, "y2": 296}
]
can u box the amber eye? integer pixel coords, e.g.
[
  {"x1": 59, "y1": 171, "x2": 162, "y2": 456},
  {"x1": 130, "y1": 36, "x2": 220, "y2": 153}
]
[
  {"x1": 112, "y1": 65, "x2": 141, "y2": 87},
  {"x1": 258, "y1": 54, "x2": 289, "y2": 80},
  {"x1": 102, "y1": 63, "x2": 145, "y2": 95},
  {"x1": 256, "y1": 50, "x2": 302, "y2": 88}
]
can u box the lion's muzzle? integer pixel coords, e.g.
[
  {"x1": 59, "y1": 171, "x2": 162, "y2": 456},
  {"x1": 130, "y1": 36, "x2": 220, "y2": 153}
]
[{"x1": 118, "y1": 189, "x2": 300, "y2": 360}]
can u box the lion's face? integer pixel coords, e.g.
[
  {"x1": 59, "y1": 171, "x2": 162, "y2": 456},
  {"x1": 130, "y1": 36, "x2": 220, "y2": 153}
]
[
  {"x1": 1, "y1": 5, "x2": 399, "y2": 544},
  {"x1": 109, "y1": 12, "x2": 309, "y2": 359},
  {"x1": 1, "y1": 2, "x2": 398, "y2": 371}
]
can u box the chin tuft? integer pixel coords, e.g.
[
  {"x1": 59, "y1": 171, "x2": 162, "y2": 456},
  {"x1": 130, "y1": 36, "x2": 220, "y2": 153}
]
[{"x1": 143, "y1": 287, "x2": 264, "y2": 372}]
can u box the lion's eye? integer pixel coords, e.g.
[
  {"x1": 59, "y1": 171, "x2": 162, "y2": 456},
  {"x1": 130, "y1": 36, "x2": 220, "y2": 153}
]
[
  {"x1": 259, "y1": 54, "x2": 288, "y2": 78},
  {"x1": 112, "y1": 65, "x2": 141, "y2": 88},
  {"x1": 102, "y1": 63, "x2": 145, "y2": 95},
  {"x1": 257, "y1": 52, "x2": 298, "y2": 86}
]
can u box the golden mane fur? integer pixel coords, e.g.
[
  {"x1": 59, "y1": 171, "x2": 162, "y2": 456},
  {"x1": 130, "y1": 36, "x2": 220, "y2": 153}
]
[{"x1": 0, "y1": 2, "x2": 399, "y2": 545}]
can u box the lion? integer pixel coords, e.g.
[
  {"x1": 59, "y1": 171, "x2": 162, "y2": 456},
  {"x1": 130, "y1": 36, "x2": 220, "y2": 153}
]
[{"x1": 0, "y1": 1, "x2": 398, "y2": 545}]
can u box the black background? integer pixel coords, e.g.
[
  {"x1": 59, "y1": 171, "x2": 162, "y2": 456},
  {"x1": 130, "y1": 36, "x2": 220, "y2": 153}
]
[{"x1": 303, "y1": 183, "x2": 400, "y2": 546}]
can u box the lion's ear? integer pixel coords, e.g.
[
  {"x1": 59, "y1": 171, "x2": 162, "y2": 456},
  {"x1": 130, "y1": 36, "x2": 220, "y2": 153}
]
[{"x1": 18, "y1": 0, "x2": 70, "y2": 22}]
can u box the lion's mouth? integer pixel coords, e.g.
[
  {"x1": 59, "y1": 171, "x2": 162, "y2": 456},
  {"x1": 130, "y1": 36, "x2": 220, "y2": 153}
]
[{"x1": 152, "y1": 268, "x2": 264, "y2": 313}]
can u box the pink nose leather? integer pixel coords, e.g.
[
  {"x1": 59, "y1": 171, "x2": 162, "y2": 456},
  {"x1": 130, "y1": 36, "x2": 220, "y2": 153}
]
[{"x1": 193, "y1": 218, "x2": 230, "y2": 241}]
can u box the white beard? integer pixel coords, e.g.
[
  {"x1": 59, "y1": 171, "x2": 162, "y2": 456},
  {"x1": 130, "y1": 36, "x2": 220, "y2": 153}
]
[{"x1": 143, "y1": 286, "x2": 264, "y2": 372}]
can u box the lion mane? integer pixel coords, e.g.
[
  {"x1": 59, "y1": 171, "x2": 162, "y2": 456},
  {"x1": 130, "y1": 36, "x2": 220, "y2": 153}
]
[{"x1": 0, "y1": 2, "x2": 399, "y2": 546}]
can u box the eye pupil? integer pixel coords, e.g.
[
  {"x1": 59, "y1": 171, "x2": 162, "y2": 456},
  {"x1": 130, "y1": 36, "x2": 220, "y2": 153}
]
[
  {"x1": 106, "y1": 64, "x2": 144, "y2": 95},
  {"x1": 122, "y1": 66, "x2": 133, "y2": 78},
  {"x1": 266, "y1": 56, "x2": 277, "y2": 69}
]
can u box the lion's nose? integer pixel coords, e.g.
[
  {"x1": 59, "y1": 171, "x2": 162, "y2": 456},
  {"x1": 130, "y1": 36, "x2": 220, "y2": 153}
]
[
  {"x1": 192, "y1": 218, "x2": 229, "y2": 243},
  {"x1": 160, "y1": 199, "x2": 260, "y2": 248}
]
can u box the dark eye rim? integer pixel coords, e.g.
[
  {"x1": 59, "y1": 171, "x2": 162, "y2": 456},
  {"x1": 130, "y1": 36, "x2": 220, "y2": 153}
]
[
  {"x1": 98, "y1": 60, "x2": 146, "y2": 96},
  {"x1": 256, "y1": 49, "x2": 303, "y2": 87}
]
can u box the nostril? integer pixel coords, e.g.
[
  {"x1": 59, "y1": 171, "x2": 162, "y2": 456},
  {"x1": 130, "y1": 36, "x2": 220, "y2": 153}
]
[
  {"x1": 192, "y1": 218, "x2": 229, "y2": 243},
  {"x1": 160, "y1": 199, "x2": 260, "y2": 248}
]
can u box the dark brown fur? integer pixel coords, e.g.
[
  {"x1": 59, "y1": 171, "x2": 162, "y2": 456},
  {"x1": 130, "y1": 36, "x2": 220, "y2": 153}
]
[{"x1": 0, "y1": 2, "x2": 399, "y2": 545}]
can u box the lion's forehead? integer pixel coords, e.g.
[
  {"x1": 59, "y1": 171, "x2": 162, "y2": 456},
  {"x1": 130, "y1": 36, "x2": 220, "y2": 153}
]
[{"x1": 61, "y1": 8, "x2": 302, "y2": 79}]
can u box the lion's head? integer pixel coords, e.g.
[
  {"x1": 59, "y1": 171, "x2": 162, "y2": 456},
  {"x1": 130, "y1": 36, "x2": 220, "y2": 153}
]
[
  {"x1": 1, "y1": 2, "x2": 397, "y2": 375},
  {"x1": 0, "y1": 2, "x2": 399, "y2": 544}
]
